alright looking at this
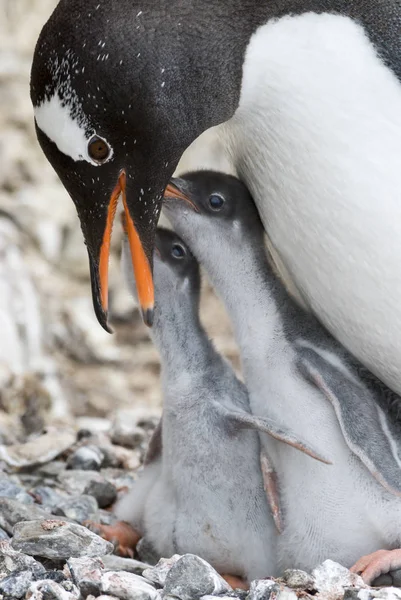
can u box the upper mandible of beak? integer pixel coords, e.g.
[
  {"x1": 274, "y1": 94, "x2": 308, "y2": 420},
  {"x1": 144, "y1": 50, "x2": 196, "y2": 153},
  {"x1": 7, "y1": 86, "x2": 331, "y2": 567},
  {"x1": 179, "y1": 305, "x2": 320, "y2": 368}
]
[{"x1": 95, "y1": 170, "x2": 155, "y2": 330}]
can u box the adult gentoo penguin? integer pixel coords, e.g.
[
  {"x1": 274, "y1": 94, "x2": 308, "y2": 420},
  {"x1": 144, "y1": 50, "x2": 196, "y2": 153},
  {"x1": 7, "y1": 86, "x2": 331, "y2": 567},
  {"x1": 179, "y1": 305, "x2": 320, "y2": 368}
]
[
  {"x1": 31, "y1": 1, "x2": 401, "y2": 392},
  {"x1": 163, "y1": 170, "x2": 401, "y2": 582}
]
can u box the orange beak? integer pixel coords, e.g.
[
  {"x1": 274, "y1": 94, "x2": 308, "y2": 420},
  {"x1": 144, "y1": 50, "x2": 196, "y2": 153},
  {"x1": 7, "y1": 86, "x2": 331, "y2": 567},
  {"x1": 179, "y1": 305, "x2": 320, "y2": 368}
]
[
  {"x1": 98, "y1": 170, "x2": 155, "y2": 328},
  {"x1": 164, "y1": 182, "x2": 199, "y2": 212}
]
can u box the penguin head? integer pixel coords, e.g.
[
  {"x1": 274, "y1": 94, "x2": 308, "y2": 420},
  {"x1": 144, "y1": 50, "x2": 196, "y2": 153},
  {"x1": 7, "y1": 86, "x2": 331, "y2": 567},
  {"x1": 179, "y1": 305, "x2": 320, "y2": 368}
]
[
  {"x1": 163, "y1": 170, "x2": 264, "y2": 249},
  {"x1": 30, "y1": 1, "x2": 241, "y2": 332},
  {"x1": 122, "y1": 221, "x2": 201, "y2": 316}
]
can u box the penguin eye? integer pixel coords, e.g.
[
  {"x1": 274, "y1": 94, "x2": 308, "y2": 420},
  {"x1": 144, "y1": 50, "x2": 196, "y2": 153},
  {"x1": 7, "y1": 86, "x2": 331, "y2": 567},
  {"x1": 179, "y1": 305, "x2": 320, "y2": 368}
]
[
  {"x1": 88, "y1": 135, "x2": 111, "y2": 163},
  {"x1": 171, "y1": 243, "x2": 186, "y2": 259},
  {"x1": 208, "y1": 194, "x2": 225, "y2": 211}
]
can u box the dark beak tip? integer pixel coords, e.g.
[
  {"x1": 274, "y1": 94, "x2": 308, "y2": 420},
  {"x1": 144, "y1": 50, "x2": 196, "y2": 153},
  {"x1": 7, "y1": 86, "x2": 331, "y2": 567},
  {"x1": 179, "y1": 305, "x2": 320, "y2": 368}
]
[
  {"x1": 93, "y1": 302, "x2": 113, "y2": 334},
  {"x1": 142, "y1": 308, "x2": 154, "y2": 328}
]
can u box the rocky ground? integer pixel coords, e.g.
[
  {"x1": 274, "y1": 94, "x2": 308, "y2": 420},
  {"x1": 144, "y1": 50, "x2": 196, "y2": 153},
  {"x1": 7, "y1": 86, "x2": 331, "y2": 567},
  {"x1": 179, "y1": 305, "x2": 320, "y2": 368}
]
[{"x1": 0, "y1": 422, "x2": 399, "y2": 600}]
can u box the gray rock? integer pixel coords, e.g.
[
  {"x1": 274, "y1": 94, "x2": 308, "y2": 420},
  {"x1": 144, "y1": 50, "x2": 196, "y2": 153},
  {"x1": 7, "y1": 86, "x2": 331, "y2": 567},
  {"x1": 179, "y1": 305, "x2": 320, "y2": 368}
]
[
  {"x1": 0, "y1": 540, "x2": 46, "y2": 577},
  {"x1": 53, "y1": 495, "x2": 98, "y2": 524},
  {"x1": 38, "y1": 461, "x2": 67, "y2": 479},
  {"x1": 101, "y1": 571, "x2": 159, "y2": 600},
  {"x1": 102, "y1": 555, "x2": 151, "y2": 576},
  {"x1": 0, "y1": 477, "x2": 34, "y2": 504},
  {"x1": 58, "y1": 470, "x2": 105, "y2": 495},
  {"x1": 11, "y1": 519, "x2": 114, "y2": 559},
  {"x1": 0, "y1": 498, "x2": 55, "y2": 534},
  {"x1": 68, "y1": 556, "x2": 103, "y2": 597},
  {"x1": 31, "y1": 486, "x2": 67, "y2": 511},
  {"x1": 0, "y1": 429, "x2": 75, "y2": 468},
  {"x1": 163, "y1": 555, "x2": 231, "y2": 600},
  {"x1": 143, "y1": 556, "x2": 181, "y2": 586},
  {"x1": 312, "y1": 560, "x2": 366, "y2": 596},
  {"x1": 0, "y1": 527, "x2": 9, "y2": 541},
  {"x1": 84, "y1": 479, "x2": 117, "y2": 509},
  {"x1": 136, "y1": 539, "x2": 160, "y2": 566},
  {"x1": 27, "y1": 579, "x2": 80, "y2": 600},
  {"x1": 0, "y1": 569, "x2": 33, "y2": 598},
  {"x1": 111, "y1": 423, "x2": 146, "y2": 450},
  {"x1": 282, "y1": 568, "x2": 314, "y2": 590},
  {"x1": 67, "y1": 446, "x2": 104, "y2": 471},
  {"x1": 373, "y1": 569, "x2": 401, "y2": 589},
  {"x1": 248, "y1": 579, "x2": 282, "y2": 600}
]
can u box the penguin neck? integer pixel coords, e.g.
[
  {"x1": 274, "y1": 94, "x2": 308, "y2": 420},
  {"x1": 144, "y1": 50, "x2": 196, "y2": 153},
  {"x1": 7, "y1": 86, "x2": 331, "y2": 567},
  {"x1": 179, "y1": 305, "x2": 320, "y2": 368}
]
[
  {"x1": 151, "y1": 294, "x2": 214, "y2": 378},
  {"x1": 204, "y1": 230, "x2": 287, "y2": 363}
]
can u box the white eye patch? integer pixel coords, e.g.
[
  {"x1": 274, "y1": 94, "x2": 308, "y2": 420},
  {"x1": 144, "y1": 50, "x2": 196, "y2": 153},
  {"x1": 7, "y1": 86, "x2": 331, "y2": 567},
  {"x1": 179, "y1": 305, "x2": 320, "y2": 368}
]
[{"x1": 34, "y1": 93, "x2": 113, "y2": 166}]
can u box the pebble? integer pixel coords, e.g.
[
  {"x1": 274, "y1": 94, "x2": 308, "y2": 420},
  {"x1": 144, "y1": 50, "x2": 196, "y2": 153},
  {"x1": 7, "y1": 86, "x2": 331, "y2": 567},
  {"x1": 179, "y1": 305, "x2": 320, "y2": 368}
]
[
  {"x1": 0, "y1": 477, "x2": 34, "y2": 504},
  {"x1": 102, "y1": 555, "x2": 151, "y2": 576},
  {"x1": 0, "y1": 569, "x2": 33, "y2": 598},
  {"x1": 67, "y1": 445, "x2": 104, "y2": 471},
  {"x1": 373, "y1": 570, "x2": 401, "y2": 588},
  {"x1": 0, "y1": 526, "x2": 9, "y2": 540},
  {"x1": 68, "y1": 556, "x2": 103, "y2": 597},
  {"x1": 136, "y1": 538, "x2": 160, "y2": 566},
  {"x1": 27, "y1": 579, "x2": 80, "y2": 600},
  {"x1": 248, "y1": 579, "x2": 282, "y2": 600},
  {"x1": 38, "y1": 461, "x2": 67, "y2": 479},
  {"x1": 282, "y1": 568, "x2": 315, "y2": 590},
  {"x1": 11, "y1": 519, "x2": 114, "y2": 559},
  {"x1": 0, "y1": 498, "x2": 55, "y2": 534},
  {"x1": 143, "y1": 555, "x2": 181, "y2": 586},
  {"x1": 101, "y1": 571, "x2": 159, "y2": 600},
  {"x1": 0, "y1": 428, "x2": 75, "y2": 468},
  {"x1": 53, "y1": 495, "x2": 99, "y2": 524},
  {"x1": 312, "y1": 560, "x2": 366, "y2": 596},
  {"x1": 31, "y1": 486, "x2": 67, "y2": 511},
  {"x1": 58, "y1": 470, "x2": 104, "y2": 495},
  {"x1": 0, "y1": 541, "x2": 45, "y2": 578},
  {"x1": 111, "y1": 420, "x2": 146, "y2": 450},
  {"x1": 163, "y1": 554, "x2": 232, "y2": 600},
  {"x1": 84, "y1": 479, "x2": 117, "y2": 509},
  {"x1": 98, "y1": 509, "x2": 118, "y2": 526}
]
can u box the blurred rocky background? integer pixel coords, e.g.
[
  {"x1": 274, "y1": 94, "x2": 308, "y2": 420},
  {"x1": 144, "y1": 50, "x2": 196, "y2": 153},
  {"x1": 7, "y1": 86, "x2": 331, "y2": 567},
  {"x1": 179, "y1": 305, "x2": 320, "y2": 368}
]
[{"x1": 0, "y1": 0, "x2": 238, "y2": 443}]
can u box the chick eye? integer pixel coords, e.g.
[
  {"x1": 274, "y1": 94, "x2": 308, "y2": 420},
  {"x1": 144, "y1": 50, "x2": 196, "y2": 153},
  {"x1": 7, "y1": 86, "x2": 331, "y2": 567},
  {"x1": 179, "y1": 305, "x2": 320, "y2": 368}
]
[
  {"x1": 208, "y1": 194, "x2": 225, "y2": 210},
  {"x1": 171, "y1": 243, "x2": 186, "y2": 259},
  {"x1": 88, "y1": 135, "x2": 110, "y2": 163}
]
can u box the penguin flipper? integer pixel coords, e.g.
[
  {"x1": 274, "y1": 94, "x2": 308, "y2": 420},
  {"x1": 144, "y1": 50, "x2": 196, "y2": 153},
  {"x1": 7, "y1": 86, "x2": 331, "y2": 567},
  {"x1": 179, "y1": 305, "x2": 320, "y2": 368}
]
[
  {"x1": 216, "y1": 404, "x2": 331, "y2": 464},
  {"x1": 297, "y1": 344, "x2": 401, "y2": 497}
]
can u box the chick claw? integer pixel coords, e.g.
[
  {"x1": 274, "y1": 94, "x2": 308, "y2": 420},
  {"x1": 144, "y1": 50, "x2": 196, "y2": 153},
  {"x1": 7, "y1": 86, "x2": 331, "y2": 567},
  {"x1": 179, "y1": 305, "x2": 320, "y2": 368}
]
[
  {"x1": 351, "y1": 549, "x2": 401, "y2": 585},
  {"x1": 84, "y1": 520, "x2": 141, "y2": 558}
]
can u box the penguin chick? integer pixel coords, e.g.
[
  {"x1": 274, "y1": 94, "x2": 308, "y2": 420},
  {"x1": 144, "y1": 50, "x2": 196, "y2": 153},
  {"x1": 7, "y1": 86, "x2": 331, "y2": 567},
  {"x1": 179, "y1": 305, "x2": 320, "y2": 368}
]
[
  {"x1": 117, "y1": 227, "x2": 329, "y2": 582},
  {"x1": 163, "y1": 171, "x2": 401, "y2": 577}
]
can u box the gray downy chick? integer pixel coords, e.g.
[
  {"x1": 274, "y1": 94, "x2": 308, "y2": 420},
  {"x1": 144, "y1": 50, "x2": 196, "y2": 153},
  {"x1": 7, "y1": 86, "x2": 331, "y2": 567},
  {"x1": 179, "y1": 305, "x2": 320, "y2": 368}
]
[
  {"x1": 118, "y1": 226, "x2": 328, "y2": 581},
  {"x1": 163, "y1": 171, "x2": 401, "y2": 576}
]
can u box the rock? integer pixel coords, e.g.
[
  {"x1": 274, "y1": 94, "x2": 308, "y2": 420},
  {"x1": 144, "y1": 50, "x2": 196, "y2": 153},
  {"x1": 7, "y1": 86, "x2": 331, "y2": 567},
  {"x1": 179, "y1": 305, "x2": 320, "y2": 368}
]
[
  {"x1": 67, "y1": 445, "x2": 104, "y2": 471},
  {"x1": 37, "y1": 571, "x2": 67, "y2": 583},
  {"x1": 27, "y1": 579, "x2": 80, "y2": 600},
  {"x1": 248, "y1": 579, "x2": 282, "y2": 600},
  {"x1": 67, "y1": 556, "x2": 103, "y2": 597},
  {"x1": 0, "y1": 527, "x2": 9, "y2": 540},
  {"x1": 163, "y1": 555, "x2": 232, "y2": 600},
  {"x1": 101, "y1": 571, "x2": 159, "y2": 600},
  {"x1": 373, "y1": 569, "x2": 401, "y2": 588},
  {"x1": 136, "y1": 539, "x2": 160, "y2": 566},
  {"x1": 0, "y1": 569, "x2": 33, "y2": 598},
  {"x1": 84, "y1": 479, "x2": 117, "y2": 509},
  {"x1": 31, "y1": 486, "x2": 67, "y2": 511},
  {"x1": 102, "y1": 555, "x2": 151, "y2": 576},
  {"x1": 0, "y1": 477, "x2": 34, "y2": 504},
  {"x1": 143, "y1": 556, "x2": 181, "y2": 586},
  {"x1": 53, "y1": 495, "x2": 98, "y2": 524},
  {"x1": 75, "y1": 417, "x2": 112, "y2": 435},
  {"x1": 0, "y1": 541, "x2": 45, "y2": 577},
  {"x1": 38, "y1": 461, "x2": 67, "y2": 479},
  {"x1": 312, "y1": 560, "x2": 366, "y2": 596},
  {"x1": 0, "y1": 498, "x2": 55, "y2": 534},
  {"x1": 111, "y1": 415, "x2": 146, "y2": 449},
  {"x1": 58, "y1": 470, "x2": 103, "y2": 495},
  {"x1": 11, "y1": 519, "x2": 114, "y2": 559},
  {"x1": 0, "y1": 428, "x2": 75, "y2": 468},
  {"x1": 282, "y1": 568, "x2": 314, "y2": 590},
  {"x1": 100, "y1": 469, "x2": 137, "y2": 493},
  {"x1": 98, "y1": 509, "x2": 118, "y2": 526}
]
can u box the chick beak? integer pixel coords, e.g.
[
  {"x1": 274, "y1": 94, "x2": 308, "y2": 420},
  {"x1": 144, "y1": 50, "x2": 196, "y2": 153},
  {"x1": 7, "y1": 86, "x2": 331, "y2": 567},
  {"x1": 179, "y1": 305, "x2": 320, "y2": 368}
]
[
  {"x1": 97, "y1": 170, "x2": 155, "y2": 330},
  {"x1": 164, "y1": 180, "x2": 199, "y2": 212}
]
